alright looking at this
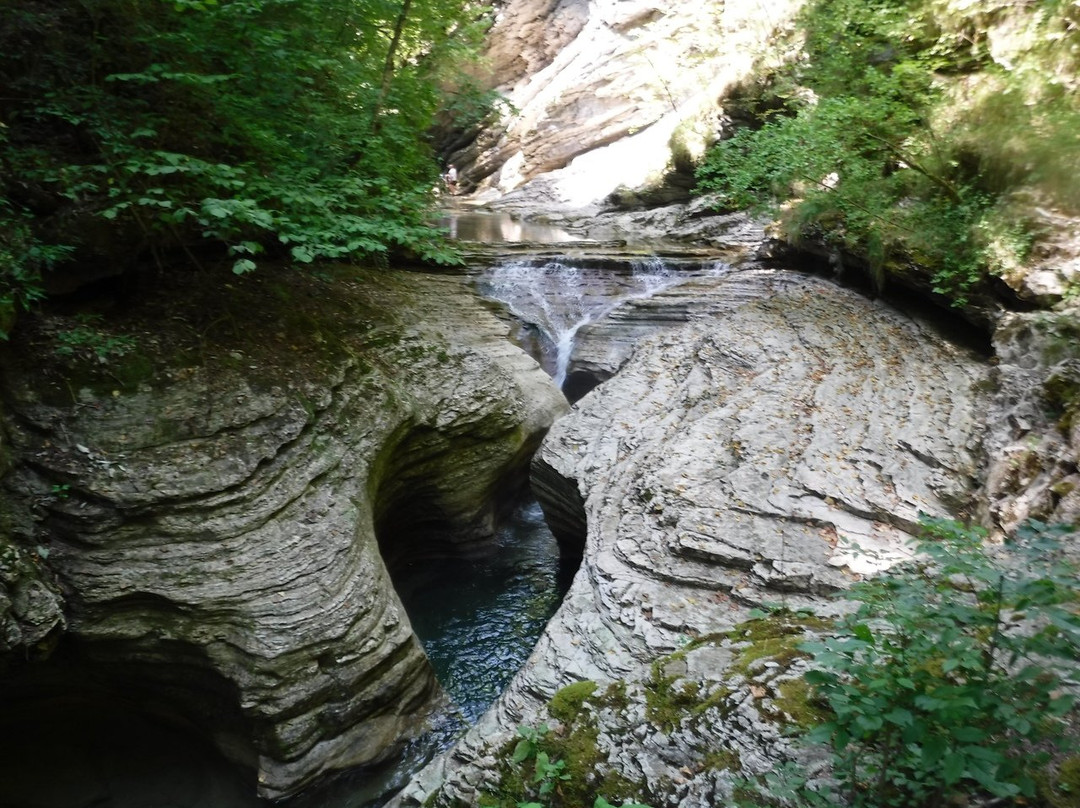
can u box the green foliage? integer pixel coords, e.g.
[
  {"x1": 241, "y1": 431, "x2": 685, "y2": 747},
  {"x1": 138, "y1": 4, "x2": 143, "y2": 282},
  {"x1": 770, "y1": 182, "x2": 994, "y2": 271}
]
[
  {"x1": 0, "y1": 198, "x2": 64, "y2": 338},
  {"x1": 511, "y1": 723, "x2": 551, "y2": 766},
  {"x1": 488, "y1": 719, "x2": 655, "y2": 808},
  {"x1": 1, "y1": 0, "x2": 496, "y2": 300},
  {"x1": 54, "y1": 314, "x2": 137, "y2": 363},
  {"x1": 508, "y1": 724, "x2": 569, "y2": 807},
  {"x1": 695, "y1": 0, "x2": 1079, "y2": 305},
  {"x1": 791, "y1": 518, "x2": 1080, "y2": 808},
  {"x1": 531, "y1": 751, "x2": 570, "y2": 798}
]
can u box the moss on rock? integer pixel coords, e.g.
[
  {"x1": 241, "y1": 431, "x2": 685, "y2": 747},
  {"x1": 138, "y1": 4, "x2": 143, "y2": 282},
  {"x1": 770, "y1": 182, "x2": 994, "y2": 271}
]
[
  {"x1": 726, "y1": 611, "x2": 829, "y2": 677},
  {"x1": 1040, "y1": 755, "x2": 1080, "y2": 808},
  {"x1": 549, "y1": 680, "x2": 598, "y2": 724}
]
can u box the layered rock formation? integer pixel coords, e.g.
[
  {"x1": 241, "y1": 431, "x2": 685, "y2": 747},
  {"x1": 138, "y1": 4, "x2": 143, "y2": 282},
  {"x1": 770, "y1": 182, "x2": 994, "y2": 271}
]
[
  {"x1": 393, "y1": 266, "x2": 990, "y2": 806},
  {"x1": 455, "y1": 0, "x2": 804, "y2": 207},
  {"x1": 0, "y1": 267, "x2": 567, "y2": 799}
]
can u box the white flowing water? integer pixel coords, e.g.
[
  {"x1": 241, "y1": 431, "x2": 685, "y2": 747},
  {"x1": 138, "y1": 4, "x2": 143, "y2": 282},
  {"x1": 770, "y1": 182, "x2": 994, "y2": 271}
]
[{"x1": 474, "y1": 257, "x2": 730, "y2": 388}]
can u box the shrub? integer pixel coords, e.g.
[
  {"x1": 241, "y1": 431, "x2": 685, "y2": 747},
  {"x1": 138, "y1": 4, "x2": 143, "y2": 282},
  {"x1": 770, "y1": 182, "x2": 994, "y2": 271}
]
[
  {"x1": 799, "y1": 518, "x2": 1080, "y2": 807},
  {"x1": 695, "y1": 0, "x2": 1079, "y2": 305}
]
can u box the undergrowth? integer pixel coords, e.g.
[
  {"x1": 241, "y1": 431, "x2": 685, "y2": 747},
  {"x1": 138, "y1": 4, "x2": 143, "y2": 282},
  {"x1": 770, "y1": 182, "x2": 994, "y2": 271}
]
[{"x1": 696, "y1": 0, "x2": 1080, "y2": 305}]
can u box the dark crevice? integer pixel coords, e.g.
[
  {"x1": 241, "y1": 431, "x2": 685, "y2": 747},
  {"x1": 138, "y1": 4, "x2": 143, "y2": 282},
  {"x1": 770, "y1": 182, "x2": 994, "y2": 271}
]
[{"x1": 0, "y1": 636, "x2": 261, "y2": 805}]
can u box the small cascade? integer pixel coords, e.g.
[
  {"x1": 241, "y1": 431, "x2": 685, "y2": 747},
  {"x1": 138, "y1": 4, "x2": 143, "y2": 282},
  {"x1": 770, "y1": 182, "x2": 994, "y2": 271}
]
[{"x1": 475, "y1": 256, "x2": 729, "y2": 391}]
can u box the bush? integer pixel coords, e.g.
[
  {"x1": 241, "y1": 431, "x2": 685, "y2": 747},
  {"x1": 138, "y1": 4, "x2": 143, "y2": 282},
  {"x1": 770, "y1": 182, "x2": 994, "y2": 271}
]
[
  {"x1": 1, "y1": 0, "x2": 497, "y2": 313},
  {"x1": 797, "y1": 518, "x2": 1080, "y2": 807},
  {"x1": 695, "y1": 0, "x2": 1079, "y2": 305}
]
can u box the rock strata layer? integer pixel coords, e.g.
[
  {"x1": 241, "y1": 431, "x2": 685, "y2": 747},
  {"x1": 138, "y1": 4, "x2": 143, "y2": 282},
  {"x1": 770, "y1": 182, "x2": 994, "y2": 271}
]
[
  {"x1": 457, "y1": 0, "x2": 804, "y2": 207},
  {"x1": 0, "y1": 267, "x2": 567, "y2": 799},
  {"x1": 393, "y1": 267, "x2": 989, "y2": 807}
]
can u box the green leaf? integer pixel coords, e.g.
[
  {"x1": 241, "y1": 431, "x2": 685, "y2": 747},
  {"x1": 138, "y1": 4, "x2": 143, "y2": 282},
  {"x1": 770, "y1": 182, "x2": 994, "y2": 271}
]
[
  {"x1": 804, "y1": 670, "x2": 836, "y2": 686},
  {"x1": 884, "y1": 708, "x2": 913, "y2": 727},
  {"x1": 951, "y1": 726, "x2": 986, "y2": 743},
  {"x1": 291, "y1": 245, "x2": 314, "y2": 263},
  {"x1": 942, "y1": 752, "x2": 965, "y2": 785},
  {"x1": 511, "y1": 739, "x2": 532, "y2": 764},
  {"x1": 852, "y1": 623, "x2": 874, "y2": 643}
]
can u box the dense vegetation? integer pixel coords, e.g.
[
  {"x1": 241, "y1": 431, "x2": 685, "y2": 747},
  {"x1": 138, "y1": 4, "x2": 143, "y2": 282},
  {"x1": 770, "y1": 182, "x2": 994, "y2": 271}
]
[
  {"x1": 0, "y1": 0, "x2": 497, "y2": 336},
  {"x1": 696, "y1": 0, "x2": 1080, "y2": 305}
]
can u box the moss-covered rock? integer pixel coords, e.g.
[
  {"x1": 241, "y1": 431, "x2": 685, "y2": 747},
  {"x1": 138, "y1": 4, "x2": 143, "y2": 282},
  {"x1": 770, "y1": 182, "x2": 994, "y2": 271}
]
[
  {"x1": 549, "y1": 680, "x2": 598, "y2": 724},
  {"x1": 1040, "y1": 755, "x2": 1080, "y2": 808}
]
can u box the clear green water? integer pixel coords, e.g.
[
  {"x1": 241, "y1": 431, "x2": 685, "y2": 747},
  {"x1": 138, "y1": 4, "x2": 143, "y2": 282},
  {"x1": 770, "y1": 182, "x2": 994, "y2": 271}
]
[{"x1": 398, "y1": 499, "x2": 571, "y2": 724}]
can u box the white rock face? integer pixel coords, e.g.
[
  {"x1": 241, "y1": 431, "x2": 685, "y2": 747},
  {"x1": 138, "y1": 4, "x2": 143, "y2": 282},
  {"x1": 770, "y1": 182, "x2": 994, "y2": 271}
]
[
  {"x1": 459, "y1": 0, "x2": 805, "y2": 207},
  {"x1": 392, "y1": 267, "x2": 990, "y2": 807}
]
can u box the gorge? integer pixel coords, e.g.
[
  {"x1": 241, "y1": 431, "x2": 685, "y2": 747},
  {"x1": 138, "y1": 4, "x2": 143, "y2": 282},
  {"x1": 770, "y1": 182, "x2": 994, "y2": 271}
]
[{"x1": 1, "y1": 0, "x2": 1079, "y2": 806}]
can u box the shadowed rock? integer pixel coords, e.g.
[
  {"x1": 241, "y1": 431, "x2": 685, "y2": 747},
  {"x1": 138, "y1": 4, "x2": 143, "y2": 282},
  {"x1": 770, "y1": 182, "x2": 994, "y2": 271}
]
[{"x1": 0, "y1": 267, "x2": 567, "y2": 799}]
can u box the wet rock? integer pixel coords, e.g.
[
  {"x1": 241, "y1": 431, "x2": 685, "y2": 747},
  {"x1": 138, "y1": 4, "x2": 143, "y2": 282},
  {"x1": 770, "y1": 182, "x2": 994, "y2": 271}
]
[{"x1": 0, "y1": 268, "x2": 567, "y2": 799}]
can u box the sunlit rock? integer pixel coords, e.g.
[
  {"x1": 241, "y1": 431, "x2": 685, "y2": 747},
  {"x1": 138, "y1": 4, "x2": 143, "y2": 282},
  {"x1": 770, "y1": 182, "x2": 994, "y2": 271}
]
[
  {"x1": 457, "y1": 0, "x2": 805, "y2": 208},
  {"x1": 392, "y1": 266, "x2": 990, "y2": 806}
]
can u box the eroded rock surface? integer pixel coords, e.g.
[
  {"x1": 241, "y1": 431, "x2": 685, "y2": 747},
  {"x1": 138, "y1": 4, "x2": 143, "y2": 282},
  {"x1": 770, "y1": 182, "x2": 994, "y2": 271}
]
[
  {"x1": 983, "y1": 309, "x2": 1080, "y2": 536},
  {"x1": 0, "y1": 426, "x2": 66, "y2": 663},
  {"x1": 457, "y1": 0, "x2": 804, "y2": 207},
  {"x1": 393, "y1": 267, "x2": 989, "y2": 807},
  {"x1": 0, "y1": 267, "x2": 567, "y2": 799}
]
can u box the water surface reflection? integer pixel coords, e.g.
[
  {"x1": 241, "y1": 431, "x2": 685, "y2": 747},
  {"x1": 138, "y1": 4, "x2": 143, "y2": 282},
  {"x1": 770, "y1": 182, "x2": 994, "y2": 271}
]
[{"x1": 437, "y1": 211, "x2": 578, "y2": 244}]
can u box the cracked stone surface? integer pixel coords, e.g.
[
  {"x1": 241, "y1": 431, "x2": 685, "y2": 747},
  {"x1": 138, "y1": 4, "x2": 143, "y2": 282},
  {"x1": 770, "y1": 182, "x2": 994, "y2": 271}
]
[{"x1": 392, "y1": 266, "x2": 989, "y2": 807}]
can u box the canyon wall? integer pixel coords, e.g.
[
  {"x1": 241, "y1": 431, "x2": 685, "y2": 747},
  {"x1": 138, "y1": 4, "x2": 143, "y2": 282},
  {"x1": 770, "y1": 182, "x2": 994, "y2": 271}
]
[{"x1": 0, "y1": 267, "x2": 567, "y2": 799}]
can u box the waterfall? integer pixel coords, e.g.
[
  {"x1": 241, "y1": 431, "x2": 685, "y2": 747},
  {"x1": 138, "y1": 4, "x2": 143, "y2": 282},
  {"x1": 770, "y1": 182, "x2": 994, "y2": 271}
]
[{"x1": 475, "y1": 256, "x2": 729, "y2": 389}]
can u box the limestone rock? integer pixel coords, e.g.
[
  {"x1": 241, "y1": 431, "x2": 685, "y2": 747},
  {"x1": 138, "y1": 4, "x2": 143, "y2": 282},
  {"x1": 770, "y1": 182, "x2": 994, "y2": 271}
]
[
  {"x1": 392, "y1": 267, "x2": 989, "y2": 806},
  {"x1": 457, "y1": 0, "x2": 805, "y2": 207},
  {"x1": 0, "y1": 425, "x2": 65, "y2": 663},
  {"x1": 999, "y1": 206, "x2": 1080, "y2": 307},
  {"x1": 982, "y1": 309, "x2": 1080, "y2": 535},
  {"x1": 0, "y1": 267, "x2": 567, "y2": 799},
  {"x1": 0, "y1": 538, "x2": 65, "y2": 661}
]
